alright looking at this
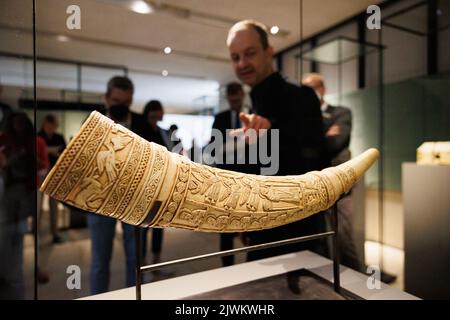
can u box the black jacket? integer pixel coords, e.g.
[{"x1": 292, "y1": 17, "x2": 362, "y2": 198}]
[
  {"x1": 250, "y1": 72, "x2": 329, "y2": 175},
  {"x1": 245, "y1": 72, "x2": 329, "y2": 260}
]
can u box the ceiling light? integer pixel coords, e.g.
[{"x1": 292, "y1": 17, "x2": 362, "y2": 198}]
[
  {"x1": 162, "y1": 70, "x2": 169, "y2": 77},
  {"x1": 164, "y1": 46, "x2": 172, "y2": 54},
  {"x1": 270, "y1": 26, "x2": 279, "y2": 35},
  {"x1": 130, "y1": 0, "x2": 153, "y2": 14},
  {"x1": 56, "y1": 35, "x2": 70, "y2": 42}
]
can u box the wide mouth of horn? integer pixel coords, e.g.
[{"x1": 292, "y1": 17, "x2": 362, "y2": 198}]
[{"x1": 40, "y1": 111, "x2": 102, "y2": 195}]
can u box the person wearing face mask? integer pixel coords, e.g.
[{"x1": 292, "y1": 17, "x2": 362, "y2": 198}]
[
  {"x1": 302, "y1": 73, "x2": 362, "y2": 272},
  {"x1": 85, "y1": 76, "x2": 149, "y2": 294},
  {"x1": 226, "y1": 20, "x2": 329, "y2": 261},
  {"x1": 104, "y1": 76, "x2": 149, "y2": 134}
]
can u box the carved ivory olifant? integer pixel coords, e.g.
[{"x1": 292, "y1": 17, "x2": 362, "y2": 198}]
[{"x1": 40, "y1": 111, "x2": 379, "y2": 232}]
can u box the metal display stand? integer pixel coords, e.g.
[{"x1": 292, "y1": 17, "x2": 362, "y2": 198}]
[{"x1": 134, "y1": 200, "x2": 343, "y2": 300}]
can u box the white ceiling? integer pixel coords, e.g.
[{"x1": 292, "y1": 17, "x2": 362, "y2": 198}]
[{"x1": 0, "y1": 0, "x2": 383, "y2": 111}]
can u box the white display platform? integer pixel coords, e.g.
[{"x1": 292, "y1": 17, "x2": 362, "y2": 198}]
[{"x1": 82, "y1": 250, "x2": 418, "y2": 300}]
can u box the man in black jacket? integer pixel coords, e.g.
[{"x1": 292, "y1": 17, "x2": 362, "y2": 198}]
[
  {"x1": 227, "y1": 20, "x2": 329, "y2": 260},
  {"x1": 302, "y1": 73, "x2": 362, "y2": 271}
]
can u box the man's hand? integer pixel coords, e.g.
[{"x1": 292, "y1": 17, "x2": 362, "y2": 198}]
[
  {"x1": 230, "y1": 112, "x2": 271, "y2": 144},
  {"x1": 326, "y1": 124, "x2": 340, "y2": 137}
]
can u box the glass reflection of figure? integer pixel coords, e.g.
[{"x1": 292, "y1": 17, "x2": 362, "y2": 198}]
[
  {"x1": 38, "y1": 115, "x2": 66, "y2": 244},
  {"x1": 0, "y1": 112, "x2": 35, "y2": 299}
]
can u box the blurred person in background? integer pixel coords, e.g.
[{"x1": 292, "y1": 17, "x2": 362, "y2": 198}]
[
  {"x1": 0, "y1": 112, "x2": 35, "y2": 299},
  {"x1": 35, "y1": 135, "x2": 50, "y2": 284},
  {"x1": 0, "y1": 84, "x2": 12, "y2": 133},
  {"x1": 38, "y1": 114, "x2": 66, "y2": 244}
]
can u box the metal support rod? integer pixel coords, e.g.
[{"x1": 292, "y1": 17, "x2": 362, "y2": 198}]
[
  {"x1": 140, "y1": 231, "x2": 334, "y2": 273},
  {"x1": 0, "y1": 51, "x2": 128, "y2": 72},
  {"x1": 310, "y1": 37, "x2": 318, "y2": 73},
  {"x1": 338, "y1": 39, "x2": 342, "y2": 107},
  {"x1": 382, "y1": 21, "x2": 427, "y2": 37},
  {"x1": 76, "y1": 63, "x2": 82, "y2": 103},
  {"x1": 378, "y1": 26, "x2": 385, "y2": 273},
  {"x1": 427, "y1": 0, "x2": 438, "y2": 75},
  {"x1": 332, "y1": 202, "x2": 341, "y2": 293},
  {"x1": 135, "y1": 227, "x2": 142, "y2": 300},
  {"x1": 299, "y1": 0, "x2": 303, "y2": 80},
  {"x1": 382, "y1": 0, "x2": 427, "y2": 21},
  {"x1": 32, "y1": 0, "x2": 38, "y2": 301},
  {"x1": 135, "y1": 202, "x2": 344, "y2": 299},
  {"x1": 357, "y1": 13, "x2": 366, "y2": 89}
]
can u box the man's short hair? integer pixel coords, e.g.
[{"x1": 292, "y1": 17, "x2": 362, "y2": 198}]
[
  {"x1": 226, "y1": 82, "x2": 243, "y2": 96},
  {"x1": 227, "y1": 20, "x2": 269, "y2": 49},
  {"x1": 302, "y1": 73, "x2": 325, "y2": 87},
  {"x1": 106, "y1": 76, "x2": 134, "y2": 96}
]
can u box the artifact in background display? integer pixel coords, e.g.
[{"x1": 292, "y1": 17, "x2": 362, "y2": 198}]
[{"x1": 416, "y1": 141, "x2": 450, "y2": 165}]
